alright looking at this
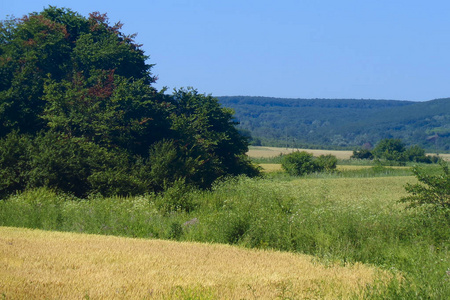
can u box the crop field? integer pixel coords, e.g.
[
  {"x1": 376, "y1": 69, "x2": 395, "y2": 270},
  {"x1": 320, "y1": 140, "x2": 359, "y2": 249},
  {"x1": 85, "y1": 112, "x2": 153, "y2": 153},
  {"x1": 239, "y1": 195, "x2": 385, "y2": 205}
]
[
  {"x1": 247, "y1": 146, "x2": 354, "y2": 159},
  {"x1": 247, "y1": 146, "x2": 450, "y2": 161},
  {"x1": 259, "y1": 164, "x2": 375, "y2": 173},
  {"x1": 0, "y1": 227, "x2": 386, "y2": 299},
  {"x1": 0, "y1": 169, "x2": 448, "y2": 299}
]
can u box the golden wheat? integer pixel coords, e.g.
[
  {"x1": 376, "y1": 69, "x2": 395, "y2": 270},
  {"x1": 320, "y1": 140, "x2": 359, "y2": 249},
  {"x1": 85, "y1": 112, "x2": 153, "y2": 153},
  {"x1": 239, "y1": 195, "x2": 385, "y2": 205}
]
[{"x1": 0, "y1": 226, "x2": 389, "y2": 299}]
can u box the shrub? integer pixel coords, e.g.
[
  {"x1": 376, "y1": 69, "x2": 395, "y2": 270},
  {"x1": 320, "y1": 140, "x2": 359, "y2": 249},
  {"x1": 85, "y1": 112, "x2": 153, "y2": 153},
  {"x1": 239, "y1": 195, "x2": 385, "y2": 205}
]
[
  {"x1": 351, "y1": 149, "x2": 373, "y2": 160},
  {"x1": 316, "y1": 154, "x2": 338, "y2": 172},
  {"x1": 400, "y1": 161, "x2": 450, "y2": 212},
  {"x1": 0, "y1": 132, "x2": 32, "y2": 198},
  {"x1": 281, "y1": 151, "x2": 337, "y2": 176},
  {"x1": 154, "y1": 179, "x2": 197, "y2": 213},
  {"x1": 372, "y1": 139, "x2": 406, "y2": 162},
  {"x1": 281, "y1": 151, "x2": 319, "y2": 176}
]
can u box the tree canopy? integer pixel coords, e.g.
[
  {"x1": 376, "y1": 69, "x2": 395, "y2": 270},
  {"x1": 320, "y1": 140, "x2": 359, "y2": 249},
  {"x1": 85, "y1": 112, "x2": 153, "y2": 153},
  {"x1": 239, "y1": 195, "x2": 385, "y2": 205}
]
[{"x1": 0, "y1": 7, "x2": 258, "y2": 198}]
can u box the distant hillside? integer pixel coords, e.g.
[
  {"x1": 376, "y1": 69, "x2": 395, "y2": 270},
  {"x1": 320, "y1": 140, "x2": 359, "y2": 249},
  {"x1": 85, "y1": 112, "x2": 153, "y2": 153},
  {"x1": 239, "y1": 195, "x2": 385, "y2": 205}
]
[{"x1": 218, "y1": 96, "x2": 450, "y2": 152}]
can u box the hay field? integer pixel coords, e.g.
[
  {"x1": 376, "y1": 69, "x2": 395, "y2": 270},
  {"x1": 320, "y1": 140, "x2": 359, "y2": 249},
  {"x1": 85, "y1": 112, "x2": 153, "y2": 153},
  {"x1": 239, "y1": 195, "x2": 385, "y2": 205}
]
[
  {"x1": 248, "y1": 146, "x2": 450, "y2": 161},
  {"x1": 258, "y1": 164, "x2": 375, "y2": 172},
  {"x1": 436, "y1": 153, "x2": 450, "y2": 161},
  {"x1": 0, "y1": 227, "x2": 388, "y2": 299},
  {"x1": 248, "y1": 146, "x2": 353, "y2": 159}
]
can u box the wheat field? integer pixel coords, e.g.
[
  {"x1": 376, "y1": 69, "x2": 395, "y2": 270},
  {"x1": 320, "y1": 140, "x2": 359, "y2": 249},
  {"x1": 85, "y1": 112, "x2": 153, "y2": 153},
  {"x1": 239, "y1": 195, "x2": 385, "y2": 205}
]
[
  {"x1": 247, "y1": 146, "x2": 354, "y2": 159},
  {"x1": 0, "y1": 227, "x2": 389, "y2": 299},
  {"x1": 248, "y1": 146, "x2": 450, "y2": 161}
]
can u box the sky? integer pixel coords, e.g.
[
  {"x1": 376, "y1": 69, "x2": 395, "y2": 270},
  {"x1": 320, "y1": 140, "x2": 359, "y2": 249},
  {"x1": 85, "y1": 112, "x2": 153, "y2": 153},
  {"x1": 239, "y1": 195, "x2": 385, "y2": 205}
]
[{"x1": 2, "y1": 0, "x2": 450, "y2": 101}]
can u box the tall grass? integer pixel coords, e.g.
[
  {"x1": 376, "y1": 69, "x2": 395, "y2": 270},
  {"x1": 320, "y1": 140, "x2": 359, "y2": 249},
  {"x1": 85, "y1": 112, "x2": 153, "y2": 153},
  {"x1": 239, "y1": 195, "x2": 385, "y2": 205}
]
[{"x1": 0, "y1": 175, "x2": 448, "y2": 298}]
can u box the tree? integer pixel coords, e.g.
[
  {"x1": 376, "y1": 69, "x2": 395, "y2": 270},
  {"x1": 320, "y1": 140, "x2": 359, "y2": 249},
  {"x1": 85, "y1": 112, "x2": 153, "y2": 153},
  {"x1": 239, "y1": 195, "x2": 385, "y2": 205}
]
[
  {"x1": 400, "y1": 161, "x2": 450, "y2": 211},
  {"x1": 169, "y1": 88, "x2": 258, "y2": 187},
  {"x1": 372, "y1": 139, "x2": 406, "y2": 162},
  {"x1": 0, "y1": 7, "x2": 259, "y2": 198}
]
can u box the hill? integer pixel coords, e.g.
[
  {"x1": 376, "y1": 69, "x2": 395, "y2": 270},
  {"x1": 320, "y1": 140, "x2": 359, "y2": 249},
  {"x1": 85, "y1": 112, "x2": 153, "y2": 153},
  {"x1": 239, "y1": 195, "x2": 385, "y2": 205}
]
[{"x1": 218, "y1": 96, "x2": 450, "y2": 151}]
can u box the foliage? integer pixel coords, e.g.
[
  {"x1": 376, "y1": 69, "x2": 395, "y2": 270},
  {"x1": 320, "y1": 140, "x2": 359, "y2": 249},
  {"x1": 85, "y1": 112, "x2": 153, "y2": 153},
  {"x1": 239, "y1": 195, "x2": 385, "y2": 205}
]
[
  {"x1": 168, "y1": 88, "x2": 259, "y2": 187},
  {"x1": 350, "y1": 138, "x2": 440, "y2": 165},
  {"x1": 0, "y1": 131, "x2": 32, "y2": 198},
  {"x1": 218, "y1": 96, "x2": 450, "y2": 151},
  {"x1": 351, "y1": 149, "x2": 374, "y2": 160},
  {"x1": 0, "y1": 7, "x2": 258, "y2": 198},
  {"x1": 281, "y1": 151, "x2": 336, "y2": 176},
  {"x1": 281, "y1": 151, "x2": 319, "y2": 176},
  {"x1": 372, "y1": 138, "x2": 406, "y2": 162},
  {"x1": 400, "y1": 161, "x2": 450, "y2": 211},
  {"x1": 315, "y1": 154, "x2": 338, "y2": 172}
]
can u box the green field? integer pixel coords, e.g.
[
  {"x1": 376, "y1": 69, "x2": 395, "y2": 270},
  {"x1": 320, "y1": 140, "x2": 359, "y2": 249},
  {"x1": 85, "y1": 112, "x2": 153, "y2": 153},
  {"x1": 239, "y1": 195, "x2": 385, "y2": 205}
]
[{"x1": 1, "y1": 169, "x2": 449, "y2": 298}]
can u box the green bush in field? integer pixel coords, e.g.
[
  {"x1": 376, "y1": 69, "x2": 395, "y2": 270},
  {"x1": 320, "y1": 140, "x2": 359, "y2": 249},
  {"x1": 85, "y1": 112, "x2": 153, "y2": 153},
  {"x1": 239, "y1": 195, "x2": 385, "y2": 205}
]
[
  {"x1": 351, "y1": 148, "x2": 374, "y2": 160},
  {"x1": 281, "y1": 151, "x2": 336, "y2": 176},
  {"x1": 372, "y1": 138, "x2": 406, "y2": 162},
  {"x1": 315, "y1": 154, "x2": 338, "y2": 172},
  {"x1": 281, "y1": 151, "x2": 319, "y2": 176}
]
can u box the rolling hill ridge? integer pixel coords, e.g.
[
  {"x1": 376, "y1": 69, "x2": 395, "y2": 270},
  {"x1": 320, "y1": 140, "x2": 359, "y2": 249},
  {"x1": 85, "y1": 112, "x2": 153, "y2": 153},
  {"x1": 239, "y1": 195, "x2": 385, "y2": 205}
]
[{"x1": 218, "y1": 96, "x2": 450, "y2": 152}]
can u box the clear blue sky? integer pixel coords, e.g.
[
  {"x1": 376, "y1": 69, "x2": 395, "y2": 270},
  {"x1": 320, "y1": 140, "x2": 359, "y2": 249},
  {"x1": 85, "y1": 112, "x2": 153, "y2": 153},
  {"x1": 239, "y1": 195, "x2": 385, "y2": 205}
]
[{"x1": 2, "y1": 0, "x2": 450, "y2": 101}]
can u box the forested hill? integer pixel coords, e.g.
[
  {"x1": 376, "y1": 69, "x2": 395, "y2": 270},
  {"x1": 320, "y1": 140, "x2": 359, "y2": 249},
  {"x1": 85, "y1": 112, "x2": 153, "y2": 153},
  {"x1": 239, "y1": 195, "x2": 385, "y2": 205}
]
[{"x1": 217, "y1": 96, "x2": 450, "y2": 152}]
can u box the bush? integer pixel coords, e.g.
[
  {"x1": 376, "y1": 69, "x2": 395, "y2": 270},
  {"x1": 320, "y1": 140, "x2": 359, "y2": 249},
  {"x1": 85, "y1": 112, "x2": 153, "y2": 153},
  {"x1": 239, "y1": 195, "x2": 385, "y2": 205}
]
[
  {"x1": 372, "y1": 139, "x2": 406, "y2": 162},
  {"x1": 0, "y1": 132, "x2": 32, "y2": 198},
  {"x1": 281, "y1": 151, "x2": 320, "y2": 176},
  {"x1": 281, "y1": 151, "x2": 336, "y2": 176},
  {"x1": 316, "y1": 154, "x2": 338, "y2": 172},
  {"x1": 351, "y1": 149, "x2": 373, "y2": 160}
]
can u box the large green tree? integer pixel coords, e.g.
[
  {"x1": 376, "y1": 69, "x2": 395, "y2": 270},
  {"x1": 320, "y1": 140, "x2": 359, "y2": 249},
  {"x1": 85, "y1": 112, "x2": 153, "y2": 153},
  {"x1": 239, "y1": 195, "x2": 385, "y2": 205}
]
[{"x1": 0, "y1": 7, "x2": 258, "y2": 197}]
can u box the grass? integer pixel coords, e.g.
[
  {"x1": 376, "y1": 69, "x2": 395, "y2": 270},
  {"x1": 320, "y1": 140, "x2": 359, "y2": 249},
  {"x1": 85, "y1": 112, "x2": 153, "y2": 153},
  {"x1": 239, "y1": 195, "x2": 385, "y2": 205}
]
[
  {"x1": 0, "y1": 226, "x2": 386, "y2": 299},
  {"x1": 260, "y1": 163, "x2": 413, "y2": 179},
  {"x1": 0, "y1": 170, "x2": 449, "y2": 298}
]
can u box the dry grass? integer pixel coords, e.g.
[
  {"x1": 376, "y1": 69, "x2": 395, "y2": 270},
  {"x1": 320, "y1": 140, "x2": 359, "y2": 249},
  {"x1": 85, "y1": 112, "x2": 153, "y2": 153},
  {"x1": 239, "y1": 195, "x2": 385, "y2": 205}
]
[
  {"x1": 259, "y1": 163, "x2": 283, "y2": 172},
  {"x1": 248, "y1": 146, "x2": 353, "y2": 159},
  {"x1": 259, "y1": 164, "x2": 377, "y2": 172},
  {"x1": 249, "y1": 146, "x2": 450, "y2": 161},
  {"x1": 0, "y1": 227, "x2": 389, "y2": 299},
  {"x1": 435, "y1": 153, "x2": 450, "y2": 161}
]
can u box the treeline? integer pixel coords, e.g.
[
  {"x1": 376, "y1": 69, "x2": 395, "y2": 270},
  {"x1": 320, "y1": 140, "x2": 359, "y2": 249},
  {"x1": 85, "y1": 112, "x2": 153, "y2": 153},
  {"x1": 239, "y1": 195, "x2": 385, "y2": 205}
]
[
  {"x1": 0, "y1": 7, "x2": 258, "y2": 199},
  {"x1": 218, "y1": 96, "x2": 450, "y2": 151},
  {"x1": 351, "y1": 138, "x2": 440, "y2": 164}
]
